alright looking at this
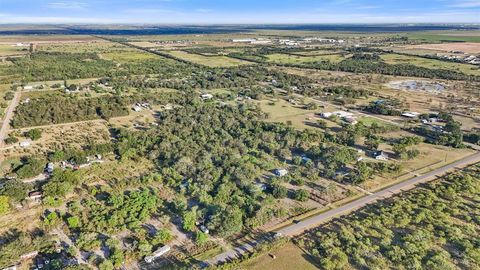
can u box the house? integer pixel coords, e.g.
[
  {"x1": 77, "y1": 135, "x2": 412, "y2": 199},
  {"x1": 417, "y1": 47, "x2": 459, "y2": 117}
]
[
  {"x1": 274, "y1": 169, "x2": 289, "y2": 177},
  {"x1": 132, "y1": 105, "x2": 142, "y2": 112},
  {"x1": 28, "y1": 191, "x2": 42, "y2": 201},
  {"x1": 343, "y1": 116, "x2": 358, "y2": 125},
  {"x1": 19, "y1": 141, "x2": 31, "y2": 148},
  {"x1": 46, "y1": 163, "x2": 54, "y2": 174},
  {"x1": 401, "y1": 112, "x2": 420, "y2": 118},
  {"x1": 375, "y1": 151, "x2": 389, "y2": 161},
  {"x1": 201, "y1": 93, "x2": 213, "y2": 100},
  {"x1": 321, "y1": 111, "x2": 354, "y2": 119},
  {"x1": 232, "y1": 38, "x2": 256, "y2": 43},
  {"x1": 23, "y1": 85, "x2": 33, "y2": 90},
  {"x1": 20, "y1": 251, "x2": 38, "y2": 260},
  {"x1": 145, "y1": 245, "x2": 171, "y2": 263}
]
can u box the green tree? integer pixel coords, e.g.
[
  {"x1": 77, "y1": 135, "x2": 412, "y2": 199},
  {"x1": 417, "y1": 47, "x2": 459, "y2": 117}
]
[
  {"x1": 67, "y1": 216, "x2": 80, "y2": 229},
  {"x1": 152, "y1": 229, "x2": 172, "y2": 245},
  {"x1": 294, "y1": 189, "x2": 309, "y2": 202},
  {"x1": 25, "y1": 129, "x2": 42, "y2": 140},
  {"x1": 195, "y1": 231, "x2": 209, "y2": 245},
  {"x1": 182, "y1": 209, "x2": 197, "y2": 232},
  {"x1": 272, "y1": 184, "x2": 288, "y2": 199},
  {"x1": 0, "y1": 180, "x2": 31, "y2": 202}
]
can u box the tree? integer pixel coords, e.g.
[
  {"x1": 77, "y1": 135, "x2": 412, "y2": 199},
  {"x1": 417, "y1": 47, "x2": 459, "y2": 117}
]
[
  {"x1": 182, "y1": 209, "x2": 197, "y2": 232},
  {"x1": 67, "y1": 216, "x2": 80, "y2": 229},
  {"x1": 152, "y1": 229, "x2": 172, "y2": 245},
  {"x1": 294, "y1": 189, "x2": 309, "y2": 202},
  {"x1": 4, "y1": 136, "x2": 18, "y2": 145},
  {"x1": 0, "y1": 180, "x2": 31, "y2": 202},
  {"x1": 25, "y1": 129, "x2": 42, "y2": 140},
  {"x1": 272, "y1": 184, "x2": 288, "y2": 199},
  {"x1": 98, "y1": 260, "x2": 114, "y2": 270},
  {"x1": 15, "y1": 157, "x2": 45, "y2": 179},
  {"x1": 195, "y1": 231, "x2": 208, "y2": 245},
  {"x1": 365, "y1": 134, "x2": 381, "y2": 150}
]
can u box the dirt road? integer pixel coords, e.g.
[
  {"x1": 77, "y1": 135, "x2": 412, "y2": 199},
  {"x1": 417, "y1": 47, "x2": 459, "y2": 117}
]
[
  {"x1": 0, "y1": 91, "x2": 21, "y2": 148},
  {"x1": 203, "y1": 151, "x2": 480, "y2": 267}
]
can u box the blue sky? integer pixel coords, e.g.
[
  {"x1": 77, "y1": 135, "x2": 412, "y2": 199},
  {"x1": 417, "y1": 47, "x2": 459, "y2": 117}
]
[{"x1": 0, "y1": 0, "x2": 479, "y2": 24}]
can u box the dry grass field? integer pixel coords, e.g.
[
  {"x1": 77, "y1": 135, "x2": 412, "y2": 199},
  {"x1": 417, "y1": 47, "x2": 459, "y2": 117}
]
[
  {"x1": 266, "y1": 53, "x2": 345, "y2": 64},
  {"x1": 165, "y1": 50, "x2": 253, "y2": 67},
  {"x1": 406, "y1": 42, "x2": 480, "y2": 54},
  {"x1": 240, "y1": 242, "x2": 317, "y2": 270}
]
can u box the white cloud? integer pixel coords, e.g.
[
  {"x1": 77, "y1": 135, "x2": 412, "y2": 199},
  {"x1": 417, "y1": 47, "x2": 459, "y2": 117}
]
[{"x1": 47, "y1": 1, "x2": 88, "y2": 9}]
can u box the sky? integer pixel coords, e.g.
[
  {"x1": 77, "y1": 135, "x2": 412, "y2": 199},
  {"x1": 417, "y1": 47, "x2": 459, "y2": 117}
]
[{"x1": 0, "y1": 0, "x2": 479, "y2": 24}]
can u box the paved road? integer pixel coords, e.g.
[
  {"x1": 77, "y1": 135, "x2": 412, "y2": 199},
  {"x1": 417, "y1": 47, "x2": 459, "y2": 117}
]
[
  {"x1": 203, "y1": 151, "x2": 480, "y2": 267},
  {"x1": 0, "y1": 91, "x2": 21, "y2": 148}
]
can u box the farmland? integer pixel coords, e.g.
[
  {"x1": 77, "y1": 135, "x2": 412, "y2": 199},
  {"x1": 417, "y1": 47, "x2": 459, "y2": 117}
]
[{"x1": 0, "y1": 25, "x2": 479, "y2": 270}]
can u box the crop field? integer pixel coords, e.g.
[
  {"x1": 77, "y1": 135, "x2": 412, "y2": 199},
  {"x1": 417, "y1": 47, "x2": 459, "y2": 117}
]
[
  {"x1": 380, "y1": 53, "x2": 480, "y2": 76},
  {"x1": 164, "y1": 50, "x2": 254, "y2": 67},
  {"x1": 266, "y1": 53, "x2": 345, "y2": 64}
]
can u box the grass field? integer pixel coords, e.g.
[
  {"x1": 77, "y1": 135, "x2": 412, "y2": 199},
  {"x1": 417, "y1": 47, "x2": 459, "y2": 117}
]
[
  {"x1": 258, "y1": 99, "x2": 321, "y2": 130},
  {"x1": 406, "y1": 31, "x2": 480, "y2": 43},
  {"x1": 0, "y1": 44, "x2": 28, "y2": 56},
  {"x1": 165, "y1": 50, "x2": 253, "y2": 67},
  {"x1": 241, "y1": 242, "x2": 317, "y2": 270},
  {"x1": 380, "y1": 53, "x2": 480, "y2": 76},
  {"x1": 102, "y1": 50, "x2": 160, "y2": 63},
  {"x1": 266, "y1": 53, "x2": 345, "y2": 64}
]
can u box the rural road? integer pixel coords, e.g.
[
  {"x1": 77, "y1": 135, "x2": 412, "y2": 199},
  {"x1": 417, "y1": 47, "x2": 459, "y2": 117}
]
[
  {"x1": 203, "y1": 151, "x2": 480, "y2": 267},
  {"x1": 0, "y1": 91, "x2": 21, "y2": 148}
]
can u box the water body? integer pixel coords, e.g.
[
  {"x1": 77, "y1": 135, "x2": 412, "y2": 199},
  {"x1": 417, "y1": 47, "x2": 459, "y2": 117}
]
[{"x1": 0, "y1": 24, "x2": 478, "y2": 35}]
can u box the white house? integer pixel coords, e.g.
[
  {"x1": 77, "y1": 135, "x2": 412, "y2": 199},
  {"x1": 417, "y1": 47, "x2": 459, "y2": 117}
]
[
  {"x1": 401, "y1": 112, "x2": 420, "y2": 118},
  {"x1": 274, "y1": 169, "x2": 289, "y2": 177},
  {"x1": 375, "y1": 151, "x2": 389, "y2": 161},
  {"x1": 132, "y1": 105, "x2": 142, "y2": 112},
  {"x1": 46, "y1": 163, "x2": 54, "y2": 174},
  {"x1": 145, "y1": 245, "x2": 171, "y2": 263},
  {"x1": 201, "y1": 93, "x2": 213, "y2": 100},
  {"x1": 19, "y1": 141, "x2": 31, "y2": 148}
]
